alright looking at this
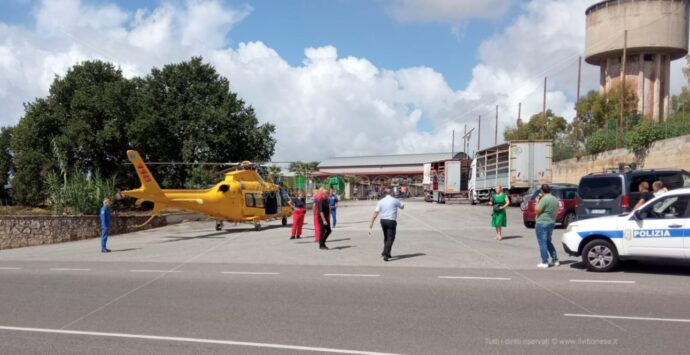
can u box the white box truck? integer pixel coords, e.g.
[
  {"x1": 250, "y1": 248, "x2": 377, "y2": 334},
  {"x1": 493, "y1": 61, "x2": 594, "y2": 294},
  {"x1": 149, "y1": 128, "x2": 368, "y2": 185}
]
[
  {"x1": 469, "y1": 140, "x2": 552, "y2": 205},
  {"x1": 424, "y1": 159, "x2": 471, "y2": 203}
]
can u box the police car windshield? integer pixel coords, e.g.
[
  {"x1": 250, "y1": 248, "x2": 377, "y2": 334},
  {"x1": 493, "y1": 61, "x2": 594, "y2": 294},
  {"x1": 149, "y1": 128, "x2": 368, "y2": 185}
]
[{"x1": 578, "y1": 177, "x2": 622, "y2": 199}]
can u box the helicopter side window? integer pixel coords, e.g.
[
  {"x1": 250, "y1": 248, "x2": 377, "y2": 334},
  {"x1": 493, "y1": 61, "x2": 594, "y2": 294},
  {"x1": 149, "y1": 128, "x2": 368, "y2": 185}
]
[
  {"x1": 254, "y1": 194, "x2": 265, "y2": 208},
  {"x1": 245, "y1": 193, "x2": 255, "y2": 207}
]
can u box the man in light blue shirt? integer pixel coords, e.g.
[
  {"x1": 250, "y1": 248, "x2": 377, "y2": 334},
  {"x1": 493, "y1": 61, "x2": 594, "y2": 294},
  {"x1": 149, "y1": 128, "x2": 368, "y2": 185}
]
[{"x1": 369, "y1": 188, "x2": 404, "y2": 261}]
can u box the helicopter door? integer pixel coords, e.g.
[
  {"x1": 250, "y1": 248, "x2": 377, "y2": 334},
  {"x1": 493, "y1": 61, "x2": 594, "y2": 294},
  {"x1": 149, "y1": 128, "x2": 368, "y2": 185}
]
[{"x1": 264, "y1": 192, "x2": 278, "y2": 215}]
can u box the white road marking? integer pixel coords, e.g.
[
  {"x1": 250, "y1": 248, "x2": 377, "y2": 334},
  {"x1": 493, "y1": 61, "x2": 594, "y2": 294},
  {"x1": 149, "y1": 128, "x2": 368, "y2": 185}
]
[
  {"x1": 50, "y1": 268, "x2": 91, "y2": 272},
  {"x1": 221, "y1": 271, "x2": 280, "y2": 275},
  {"x1": 569, "y1": 280, "x2": 635, "y2": 284},
  {"x1": 324, "y1": 274, "x2": 380, "y2": 278},
  {"x1": 564, "y1": 313, "x2": 690, "y2": 323},
  {"x1": 438, "y1": 276, "x2": 511, "y2": 281},
  {"x1": 0, "y1": 267, "x2": 21, "y2": 270},
  {"x1": 0, "y1": 326, "x2": 404, "y2": 355},
  {"x1": 129, "y1": 270, "x2": 181, "y2": 273}
]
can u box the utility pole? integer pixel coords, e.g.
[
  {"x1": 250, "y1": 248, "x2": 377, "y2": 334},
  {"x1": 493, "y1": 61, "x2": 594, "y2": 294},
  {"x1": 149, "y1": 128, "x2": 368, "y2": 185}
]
[
  {"x1": 462, "y1": 127, "x2": 475, "y2": 155},
  {"x1": 618, "y1": 30, "x2": 628, "y2": 149},
  {"x1": 517, "y1": 102, "x2": 522, "y2": 125},
  {"x1": 495, "y1": 105, "x2": 499, "y2": 145},
  {"x1": 477, "y1": 115, "x2": 481, "y2": 152},
  {"x1": 575, "y1": 56, "x2": 582, "y2": 142},
  {"x1": 542, "y1": 76, "x2": 548, "y2": 139}
]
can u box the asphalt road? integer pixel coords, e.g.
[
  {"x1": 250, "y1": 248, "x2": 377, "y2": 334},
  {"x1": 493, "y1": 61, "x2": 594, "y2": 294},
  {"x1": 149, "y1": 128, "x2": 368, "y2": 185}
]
[{"x1": 1, "y1": 200, "x2": 690, "y2": 354}]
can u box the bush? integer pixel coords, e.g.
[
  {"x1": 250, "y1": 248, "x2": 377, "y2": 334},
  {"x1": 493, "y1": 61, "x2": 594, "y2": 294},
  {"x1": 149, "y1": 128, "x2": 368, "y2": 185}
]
[
  {"x1": 585, "y1": 129, "x2": 616, "y2": 155},
  {"x1": 46, "y1": 169, "x2": 117, "y2": 215},
  {"x1": 624, "y1": 121, "x2": 664, "y2": 152}
]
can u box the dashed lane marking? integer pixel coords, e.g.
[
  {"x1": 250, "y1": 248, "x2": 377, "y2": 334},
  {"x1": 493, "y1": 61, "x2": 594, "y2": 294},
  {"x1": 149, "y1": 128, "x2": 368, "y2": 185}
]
[
  {"x1": 129, "y1": 270, "x2": 182, "y2": 273},
  {"x1": 221, "y1": 272, "x2": 281, "y2": 275},
  {"x1": 438, "y1": 276, "x2": 512, "y2": 281},
  {"x1": 50, "y1": 268, "x2": 91, "y2": 272},
  {"x1": 564, "y1": 314, "x2": 690, "y2": 323},
  {"x1": 0, "y1": 326, "x2": 405, "y2": 355},
  {"x1": 0, "y1": 267, "x2": 21, "y2": 270},
  {"x1": 323, "y1": 274, "x2": 380, "y2": 278}
]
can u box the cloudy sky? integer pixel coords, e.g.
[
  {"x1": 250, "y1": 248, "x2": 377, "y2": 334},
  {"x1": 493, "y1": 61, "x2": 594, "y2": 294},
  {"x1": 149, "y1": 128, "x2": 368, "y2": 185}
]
[{"x1": 0, "y1": 0, "x2": 687, "y2": 161}]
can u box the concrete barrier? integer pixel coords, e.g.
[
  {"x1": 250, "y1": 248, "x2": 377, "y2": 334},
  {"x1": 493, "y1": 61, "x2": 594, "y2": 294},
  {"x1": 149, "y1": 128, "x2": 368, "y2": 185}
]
[{"x1": 0, "y1": 214, "x2": 170, "y2": 250}]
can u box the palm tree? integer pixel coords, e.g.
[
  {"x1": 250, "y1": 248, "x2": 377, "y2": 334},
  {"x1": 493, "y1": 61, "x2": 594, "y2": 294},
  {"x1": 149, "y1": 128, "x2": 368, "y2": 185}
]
[{"x1": 266, "y1": 165, "x2": 282, "y2": 184}]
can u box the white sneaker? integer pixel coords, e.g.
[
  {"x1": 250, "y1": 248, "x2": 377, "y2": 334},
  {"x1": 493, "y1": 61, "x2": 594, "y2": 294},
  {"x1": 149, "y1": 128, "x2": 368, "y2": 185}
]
[
  {"x1": 537, "y1": 263, "x2": 549, "y2": 269},
  {"x1": 551, "y1": 261, "x2": 560, "y2": 267}
]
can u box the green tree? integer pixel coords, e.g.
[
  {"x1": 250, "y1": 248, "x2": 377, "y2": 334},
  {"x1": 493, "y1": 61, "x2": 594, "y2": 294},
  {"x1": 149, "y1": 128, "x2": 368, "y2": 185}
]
[
  {"x1": 576, "y1": 86, "x2": 638, "y2": 138},
  {"x1": 129, "y1": 57, "x2": 276, "y2": 188},
  {"x1": 504, "y1": 109, "x2": 568, "y2": 141},
  {"x1": 0, "y1": 126, "x2": 13, "y2": 203},
  {"x1": 11, "y1": 61, "x2": 136, "y2": 205}
]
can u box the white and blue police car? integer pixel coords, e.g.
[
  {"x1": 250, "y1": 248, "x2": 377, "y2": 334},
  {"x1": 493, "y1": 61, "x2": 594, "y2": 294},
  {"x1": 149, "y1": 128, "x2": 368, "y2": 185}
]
[{"x1": 563, "y1": 187, "x2": 690, "y2": 272}]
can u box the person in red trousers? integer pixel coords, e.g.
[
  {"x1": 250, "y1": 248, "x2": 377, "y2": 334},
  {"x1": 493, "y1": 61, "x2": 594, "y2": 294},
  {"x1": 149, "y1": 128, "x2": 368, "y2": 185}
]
[
  {"x1": 288, "y1": 191, "x2": 306, "y2": 239},
  {"x1": 312, "y1": 188, "x2": 325, "y2": 242}
]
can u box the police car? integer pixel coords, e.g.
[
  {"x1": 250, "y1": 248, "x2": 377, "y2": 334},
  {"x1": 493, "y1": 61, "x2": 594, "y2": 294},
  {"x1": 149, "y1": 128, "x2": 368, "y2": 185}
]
[{"x1": 563, "y1": 187, "x2": 690, "y2": 272}]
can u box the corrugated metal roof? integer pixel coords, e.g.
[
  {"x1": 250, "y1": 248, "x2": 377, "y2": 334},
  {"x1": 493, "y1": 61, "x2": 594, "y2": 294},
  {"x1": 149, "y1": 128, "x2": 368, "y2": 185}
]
[{"x1": 319, "y1": 152, "x2": 463, "y2": 168}]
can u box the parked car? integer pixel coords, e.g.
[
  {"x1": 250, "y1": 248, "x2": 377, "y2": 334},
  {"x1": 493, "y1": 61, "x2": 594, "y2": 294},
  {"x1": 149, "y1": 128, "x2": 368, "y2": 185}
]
[
  {"x1": 522, "y1": 183, "x2": 578, "y2": 228},
  {"x1": 576, "y1": 169, "x2": 690, "y2": 220}
]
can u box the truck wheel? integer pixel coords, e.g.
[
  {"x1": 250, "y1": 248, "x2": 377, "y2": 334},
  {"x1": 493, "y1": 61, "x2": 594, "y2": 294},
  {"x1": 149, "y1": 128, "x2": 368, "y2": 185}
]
[
  {"x1": 282, "y1": 217, "x2": 288, "y2": 226},
  {"x1": 561, "y1": 212, "x2": 576, "y2": 229},
  {"x1": 582, "y1": 239, "x2": 619, "y2": 272},
  {"x1": 470, "y1": 191, "x2": 477, "y2": 205}
]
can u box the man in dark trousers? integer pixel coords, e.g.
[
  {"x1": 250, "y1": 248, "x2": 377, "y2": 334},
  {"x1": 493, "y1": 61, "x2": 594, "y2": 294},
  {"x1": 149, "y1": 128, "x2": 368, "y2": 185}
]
[
  {"x1": 317, "y1": 188, "x2": 332, "y2": 250},
  {"x1": 369, "y1": 187, "x2": 404, "y2": 261},
  {"x1": 100, "y1": 197, "x2": 112, "y2": 253}
]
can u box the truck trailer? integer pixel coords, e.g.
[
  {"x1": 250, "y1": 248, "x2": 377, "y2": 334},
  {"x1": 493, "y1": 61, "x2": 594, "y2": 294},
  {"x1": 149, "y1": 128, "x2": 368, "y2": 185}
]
[
  {"x1": 423, "y1": 159, "x2": 471, "y2": 203},
  {"x1": 469, "y1": 141, "x2": 552, "y2": 205}
]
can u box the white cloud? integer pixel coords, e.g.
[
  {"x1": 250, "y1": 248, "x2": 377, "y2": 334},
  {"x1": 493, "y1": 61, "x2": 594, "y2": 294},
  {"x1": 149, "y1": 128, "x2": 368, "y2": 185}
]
[
  {"x1": 388, "y1": 0, "x2": 514, "y2": 22},
  {"x1": 0, "y1": 0, "x2": 687, "y2": 162}
]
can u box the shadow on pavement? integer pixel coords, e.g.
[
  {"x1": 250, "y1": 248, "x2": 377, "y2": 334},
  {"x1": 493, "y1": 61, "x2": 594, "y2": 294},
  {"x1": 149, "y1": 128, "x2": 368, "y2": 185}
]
[
  {"x1": 568, "y1": 259, "x2": 690, "y2": 276},
  {"x1": 388, "y1": 253, "x2": 426, "y2": 261},
  {"x1": 499, "y1": 235, "x2": 523, "y2": 240},
  {"x1": 109, "y1": 248, "x2": 140, "y2": 253},
  {"x1": 330, "y1": 245, "x2": 355, "y2": 250}
]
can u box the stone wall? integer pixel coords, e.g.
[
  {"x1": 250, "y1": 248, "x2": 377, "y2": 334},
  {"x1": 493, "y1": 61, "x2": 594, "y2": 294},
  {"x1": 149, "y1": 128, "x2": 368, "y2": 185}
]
[
  {"x1": 553, "y1": 134, "x2": 690, "y2": 184},
  {"x1": 0, "y1": 215, "x2": 166, "y2": 250}
]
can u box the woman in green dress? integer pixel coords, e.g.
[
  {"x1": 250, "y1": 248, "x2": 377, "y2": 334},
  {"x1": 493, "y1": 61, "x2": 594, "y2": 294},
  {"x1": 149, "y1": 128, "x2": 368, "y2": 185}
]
[{"x1": 490, "y1": 186, "x2": 510, "y2": 240}]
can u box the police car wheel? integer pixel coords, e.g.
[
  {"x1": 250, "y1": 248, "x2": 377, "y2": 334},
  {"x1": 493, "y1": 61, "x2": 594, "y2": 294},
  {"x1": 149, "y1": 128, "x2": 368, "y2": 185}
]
[{"x1": 582, "y1": 239, "x2": 619, "y2": 272}]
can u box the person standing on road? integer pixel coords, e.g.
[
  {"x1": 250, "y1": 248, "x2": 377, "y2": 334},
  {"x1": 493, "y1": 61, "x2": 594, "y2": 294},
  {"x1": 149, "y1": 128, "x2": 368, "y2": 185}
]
[
  {"x1": 329, "y1": 190, "x2": 339, "y2": 228},
  {"x1": 289, "y1": 191, "x2": 306, "y2": 240},
  {"x1": 369, "y1": 187, "x2": 404, "y2": 261},
  {"x1": 100, "y1": 197, "x2": 112, "y2": 253},
  {"x1": 317, "y1": 188, "x2": 332, "y2": 250},
  {"x1": 490, "y1": 186, "x2": 510, "y2": 241},
  {"x1": 312, "y1": 189, "x2": 324, "y2": 242},
  {"x1": 534, "y1": 184, "x2": 559, "y2": 269}
]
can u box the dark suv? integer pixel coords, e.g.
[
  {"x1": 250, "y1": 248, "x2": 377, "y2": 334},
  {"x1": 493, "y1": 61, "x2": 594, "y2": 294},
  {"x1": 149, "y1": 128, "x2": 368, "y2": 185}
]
[
  {"x1": 576, "y1": 169, "x2": 690, "y2": 220},
  {"x1": 522, "y1": 184, "x2": 578, "y2": 228}
]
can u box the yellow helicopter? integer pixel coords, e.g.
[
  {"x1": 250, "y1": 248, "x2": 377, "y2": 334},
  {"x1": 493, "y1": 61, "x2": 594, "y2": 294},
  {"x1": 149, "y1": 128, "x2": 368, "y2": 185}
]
[{"x1": 121, "y1": 150, "x2": 293, "y2": 231}]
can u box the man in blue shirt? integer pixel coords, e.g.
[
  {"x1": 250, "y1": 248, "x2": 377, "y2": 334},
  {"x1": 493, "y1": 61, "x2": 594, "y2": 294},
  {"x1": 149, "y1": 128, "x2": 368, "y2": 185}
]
[
  {"x1": 328, "y1": 190, "x2": 339, "y2": 228},
  {"x1": 100, "y1": 198, "x2": 111, "y2": 253},
  {"x1": 369, "y1": 188, "x2": 404, "y2": 261}
]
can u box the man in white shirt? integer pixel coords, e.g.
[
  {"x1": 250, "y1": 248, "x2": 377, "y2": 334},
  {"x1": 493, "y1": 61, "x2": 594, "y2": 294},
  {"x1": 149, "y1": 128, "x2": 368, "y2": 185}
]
[{"x1": 369, "y1": 188, "x2": 404, "y2": 261}]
